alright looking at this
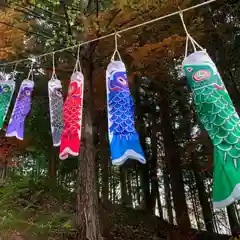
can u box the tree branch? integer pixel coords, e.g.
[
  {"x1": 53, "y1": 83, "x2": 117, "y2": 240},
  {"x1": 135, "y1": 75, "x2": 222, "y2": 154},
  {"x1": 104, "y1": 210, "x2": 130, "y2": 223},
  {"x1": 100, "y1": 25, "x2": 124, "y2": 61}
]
[
  {"x1": 60, "y1": 0, "x2": 73, "y2": 36},
  {"x1": 0, "y1": 21, "x2": 52, "y2": 39}
]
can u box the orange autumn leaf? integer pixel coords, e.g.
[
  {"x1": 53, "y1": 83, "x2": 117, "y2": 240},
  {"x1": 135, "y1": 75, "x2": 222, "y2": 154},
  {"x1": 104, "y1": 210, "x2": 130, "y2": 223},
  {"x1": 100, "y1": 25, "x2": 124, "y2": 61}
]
[{"x1": 0, "y1": 8, "x2": 29, "y2": 60}]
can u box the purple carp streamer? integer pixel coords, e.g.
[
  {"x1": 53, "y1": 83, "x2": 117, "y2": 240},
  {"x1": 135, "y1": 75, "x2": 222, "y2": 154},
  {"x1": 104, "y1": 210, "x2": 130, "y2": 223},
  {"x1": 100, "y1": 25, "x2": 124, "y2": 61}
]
[{"x1": 6, "y1": 79, "x2": 34, "y2": 140}]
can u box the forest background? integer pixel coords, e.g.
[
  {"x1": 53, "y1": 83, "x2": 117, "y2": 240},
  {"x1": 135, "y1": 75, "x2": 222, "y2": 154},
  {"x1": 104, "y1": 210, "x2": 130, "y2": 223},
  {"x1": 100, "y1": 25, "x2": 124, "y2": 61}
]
[{"x1": 0, "y1": 0, "x2": 240, "y2": 239}]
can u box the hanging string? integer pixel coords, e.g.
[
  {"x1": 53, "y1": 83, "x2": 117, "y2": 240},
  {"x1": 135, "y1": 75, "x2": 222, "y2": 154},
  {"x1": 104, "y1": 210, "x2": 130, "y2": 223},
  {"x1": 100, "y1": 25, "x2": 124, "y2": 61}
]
[
  {"x1": 13, "y1": 61, "x2": 19, "y2": 74},
  {"x1": 179, "y1": 8, "x2": 205, "y2": 55},
  {"x1": 27, "y1": 60, "x2": 35, "y2": 81},
  {"x1": 1, "y1": 66, "x2": 6, "y2": 77},
  {"x1": 185, "y1": 35, "x2": 189, "y2": 58},
  {"x1": 111, "y1": 32, "x2": 122, "y2": 62},
  {"x1": 73, "y1": 44, "x2": 82, "y2": 73},
  {"x1": 11, "y1": 61, "x2": 19, "y2": 80},
  {"x1": 0, "y1": 0, "x2": 216, "y2": 67},
  {"x1": 51, "y1": 52, "x2": 58, "y2": 80}
]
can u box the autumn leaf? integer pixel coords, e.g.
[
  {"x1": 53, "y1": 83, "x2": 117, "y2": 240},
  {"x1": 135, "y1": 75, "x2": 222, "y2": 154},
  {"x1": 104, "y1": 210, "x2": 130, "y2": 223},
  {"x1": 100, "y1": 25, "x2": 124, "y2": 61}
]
[{"x1": 0, "y1": 9, "x2": 29, "y2": 60}]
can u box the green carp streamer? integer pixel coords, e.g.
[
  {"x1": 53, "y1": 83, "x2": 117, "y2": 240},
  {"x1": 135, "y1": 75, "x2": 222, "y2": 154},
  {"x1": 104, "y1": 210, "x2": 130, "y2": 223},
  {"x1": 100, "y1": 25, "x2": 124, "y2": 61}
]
[{"x1": 183, "y1": 51, "x2": 240, "y2": 209}]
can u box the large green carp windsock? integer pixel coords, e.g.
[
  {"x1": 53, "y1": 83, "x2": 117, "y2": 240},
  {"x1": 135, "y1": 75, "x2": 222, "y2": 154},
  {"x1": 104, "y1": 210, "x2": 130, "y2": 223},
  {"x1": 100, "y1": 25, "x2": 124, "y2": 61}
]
[
  {"x1": 182, "y1": 50, "x2": 240, "y2": 209},
  {"x1": 0, "y1": 75, "x2": 15, "y2": 130}
]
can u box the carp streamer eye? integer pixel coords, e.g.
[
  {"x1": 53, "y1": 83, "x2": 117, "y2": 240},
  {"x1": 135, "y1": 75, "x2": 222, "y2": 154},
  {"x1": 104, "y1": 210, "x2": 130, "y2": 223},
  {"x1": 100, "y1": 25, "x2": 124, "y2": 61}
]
[
  {"x1": 118, "y1": 77, "x2": 127, "y2": 86},
  {"x1": 25, "y1": 90, "x2": 31, "y2": 96},
  {"x1": 3, "y1": 87, "x2": 9, "y2": 92},
  {"x1": 193, "y1": 70, "x2": 211, "y2": 82},
  {"x1": 56, "y1": 90, "x2": 62, "y2": 97}
]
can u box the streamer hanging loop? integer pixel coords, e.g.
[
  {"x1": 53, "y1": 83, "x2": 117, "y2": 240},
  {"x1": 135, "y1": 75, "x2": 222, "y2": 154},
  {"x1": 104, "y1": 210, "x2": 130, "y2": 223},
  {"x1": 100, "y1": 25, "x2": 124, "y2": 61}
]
[
  {"x1": 179, "y1": 7, "x2": 205, "y2": 57},
  {"x1": 111, "y1": 31, "x2": 122, "y2": 62}
]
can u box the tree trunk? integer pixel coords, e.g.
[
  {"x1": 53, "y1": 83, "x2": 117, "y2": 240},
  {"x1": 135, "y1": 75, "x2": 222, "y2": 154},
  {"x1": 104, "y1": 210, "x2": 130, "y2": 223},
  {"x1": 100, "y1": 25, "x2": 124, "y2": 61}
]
[
  {"x1": 163, "y1": 167, "x2": 173, "y2": 224},
  {"x1": 109, "y1": 166, "x2": 113, "y2": 202},
  {"x1": 159, "y1": 84, "x2": 190, "y2": 230},
  {"x1": 192, "y1": 153, "x2": 214, "y2": 232},
  {"x1": 139, "y1": 157, "x2": 152, "y2": 212},
  {"x1": 156, "y1": 180, "x2": 163, "y2": 218},
  {"x1": 48, "y1": 147, "x2": 57, "y2": 182},
  {"x1": 133, "y1": 74, "x2": 151, "y2": 212},
  {"x1": 189, "y1": 170, "x2": 201, "y2": 230},
  {"x1": 126, "y1": 172, "x2": 133, "y2": 207},
  {"x1": 112, "y1": 167, "x2": 116, "y2": 203},
  {"x1": 96, "y1": 155, "x2": 100, "y2": 200},
  {"x1": 136, "y1": 167, "x2": 141, "y2": 205},
  {"x1": 76, "y1": 48, "x2": 102, "y2": 240},
  {"x1": 120, "y1": 166, "x2": 128, "y2": 206},
  {"x1": 150, "y1": 110, "x2": 158, "y2": 214},
  {"x1": 227, "y1": 204, "x2": 240, "y2": 235},
  {"x1": 99, "y1": 111, "x2": 109, "y2": 205}
]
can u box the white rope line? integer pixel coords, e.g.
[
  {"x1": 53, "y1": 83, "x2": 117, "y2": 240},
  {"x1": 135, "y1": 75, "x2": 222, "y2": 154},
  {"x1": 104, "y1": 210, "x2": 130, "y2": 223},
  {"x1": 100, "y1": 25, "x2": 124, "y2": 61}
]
[
  {"x1": 73, "y1": 44, "x2": 82, "y2": 73},
  {"x1": 0, "y1": 0, "x2": 216, "y2": 67},
  {"x1": 26, "y1": 61, "x2": 34, "y2": 81},
  {"x1": 50, "y1": 52, "x2": 58, "y2": 80}
]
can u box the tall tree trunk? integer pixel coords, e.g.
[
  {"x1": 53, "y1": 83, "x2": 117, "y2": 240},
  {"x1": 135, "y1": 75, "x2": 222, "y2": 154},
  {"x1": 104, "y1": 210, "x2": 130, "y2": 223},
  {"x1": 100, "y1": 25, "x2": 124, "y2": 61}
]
[
  {"x1": 76, "y1": 48, "x2": 102, "y2": 240},
  {"x1": 112, "y1": 167, "x2": 116, "y2": 203},
  {"x1": 99, "y1": 111, "x2": 109, "y2": 206},
  {"x1": 127, "y1": 172, "x2": 133, "y2": 207},
  {"x1": 150, "y1": 110, "x2": 158, "y2": 214},
  {"x1": 136, "y1": 166, "x2": 141, "y2": 205},
  {"x1": 159, "y1": 84, "x2": 190, "y2": 230},
  {"x1": 227, "y1": 204, "x2": 240, "y2": 235},
  {"x1": 109, "y1": 166, "x2": 113, "y2": 202},
  {"x1": 163, "y1": 167, "x2": 173, "y2": 224},
  {"x1": 189, "y1": 170, "x2": 201, "y2": 230},
  {"x1": 133, "y1": 74, "x2": 151, "y2": 212},
  {"x1": 48, "y1": 147, "x2": 57, "y2": 182},
  {"x1": 96, "y1": 155, "x2": 100, "y2": 199},
  {"x1": 120, "y1": 166, "x2": 128, "y2": 206},
  {"x1": 139, "y1": 161, "x2": 152, "y2": 211},
  {"x1": 156, "y1": 180, "x2": 163, "y2": 218},
  {"x1": 192, "y1": 153, "x2": 214, "y2": 232}
]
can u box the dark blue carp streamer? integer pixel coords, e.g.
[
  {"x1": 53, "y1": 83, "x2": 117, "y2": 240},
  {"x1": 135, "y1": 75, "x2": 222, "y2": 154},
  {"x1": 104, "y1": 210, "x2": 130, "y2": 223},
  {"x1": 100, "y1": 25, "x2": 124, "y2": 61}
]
[{"x1": 106, "y1": 60, "x2": 145, "y2": 165}]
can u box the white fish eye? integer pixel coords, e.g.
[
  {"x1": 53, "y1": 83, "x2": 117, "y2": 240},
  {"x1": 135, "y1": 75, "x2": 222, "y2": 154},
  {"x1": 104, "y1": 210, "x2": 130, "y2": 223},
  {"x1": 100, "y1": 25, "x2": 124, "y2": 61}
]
[
  {"x1": 25, "y1": 90, "x2": 31, "y2": 96},
  {"x1": 56, "y1": 90, "x2": 62, "y2": 97},
  {"x1": 118, "y1": 77, "x2": 127, "y2": 85},
  {"x1": 3, "y1": 87, "x2": 9, "y2": 92}
]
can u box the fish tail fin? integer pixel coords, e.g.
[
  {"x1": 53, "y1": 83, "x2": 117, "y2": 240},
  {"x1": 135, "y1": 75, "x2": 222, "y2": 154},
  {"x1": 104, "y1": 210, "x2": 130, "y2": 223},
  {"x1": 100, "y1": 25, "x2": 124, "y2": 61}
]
[
  {"x1": 0, "y1": 118, "x2": 4, "y2": 130},
  {"x1": 110, "y1": 132, "x2": 145, "y2": 165},
  {"x1": 52, "y1": 128, "x2": 62, "y2": 147},
  {"x1": 59, "y1": 131, "x2": 80, "y2": 160},
  {"x1": 0, "y1": 113, "x2": 7, "y2": 130},
  {"x1": 0, "y1": 102, "x2": 11, "y2": 130},
  {"x1": 6, "y1": 120, "x2": 24, "y2": 140},
  {"x1": 212, "y1": 146, "x2": 240, "y2": 209},
  {"x1": 59, "y1": 131, "x2": 70, "y2": 160}
]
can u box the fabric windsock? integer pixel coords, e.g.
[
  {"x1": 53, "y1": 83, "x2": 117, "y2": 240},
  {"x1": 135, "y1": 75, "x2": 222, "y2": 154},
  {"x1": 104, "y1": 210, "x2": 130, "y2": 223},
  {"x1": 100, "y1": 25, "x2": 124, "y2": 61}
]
[
  {"x1": 6, "y1": 79, "x2": 34, "y2": 140},
  {"x1": 106, "y1": 60, "x2": 145, "y2": 165},
  {"x1": 0, "y1": 78, "x2": 15, "y2": 130},
  {"x1": 182, "y1": 50, "x2": 240, "y2": 209},
  {"x1": 59, "y1": 71, "x2": 84, "y2": 160},
  {"x1": 48, "y1": 77, "x2": 64, "y2": 147}
]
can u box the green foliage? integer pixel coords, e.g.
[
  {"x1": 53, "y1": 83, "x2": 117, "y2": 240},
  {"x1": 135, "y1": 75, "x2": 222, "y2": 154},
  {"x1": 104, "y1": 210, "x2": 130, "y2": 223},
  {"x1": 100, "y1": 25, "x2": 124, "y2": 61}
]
[
  {"x1": 25, "y1": 96, "x2": 52, "y2": 153},
  {"x1": 0, "y1": 176, "x2": 75, "y2": 237}
]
